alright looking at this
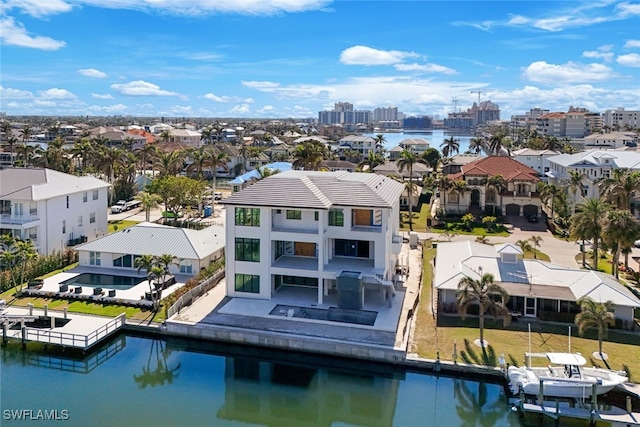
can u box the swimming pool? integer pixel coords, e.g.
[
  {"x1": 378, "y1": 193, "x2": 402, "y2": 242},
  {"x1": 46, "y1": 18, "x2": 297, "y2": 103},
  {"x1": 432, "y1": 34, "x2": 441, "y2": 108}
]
[{"x1": 62, "y1": 273, "x2": 145, "y2": 290}]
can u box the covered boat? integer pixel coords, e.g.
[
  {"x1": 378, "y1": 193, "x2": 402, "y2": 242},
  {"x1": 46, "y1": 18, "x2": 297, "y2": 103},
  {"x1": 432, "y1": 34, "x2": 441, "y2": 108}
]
[{"x1": 508, "y1": 352, "x2": 628, "y2": 398}]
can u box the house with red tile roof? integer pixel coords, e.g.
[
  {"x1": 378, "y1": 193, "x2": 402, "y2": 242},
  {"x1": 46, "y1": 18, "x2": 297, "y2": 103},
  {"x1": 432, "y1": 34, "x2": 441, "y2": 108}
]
[{"x1": 442, "y1": 156, "x2": 541, "y2": 217}]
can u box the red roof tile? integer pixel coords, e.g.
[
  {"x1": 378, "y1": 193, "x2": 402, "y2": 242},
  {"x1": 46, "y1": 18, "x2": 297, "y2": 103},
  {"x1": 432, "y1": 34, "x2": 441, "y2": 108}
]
[{"x1": 446, "y1": 156, "x2": 539, "y2": 182}]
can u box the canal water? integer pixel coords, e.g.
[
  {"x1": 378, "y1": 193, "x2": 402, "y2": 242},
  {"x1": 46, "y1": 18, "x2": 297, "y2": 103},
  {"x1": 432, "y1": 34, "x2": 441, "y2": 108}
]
[{"x1": 0, "y1": 333, "x2": 521, "y2": 426}]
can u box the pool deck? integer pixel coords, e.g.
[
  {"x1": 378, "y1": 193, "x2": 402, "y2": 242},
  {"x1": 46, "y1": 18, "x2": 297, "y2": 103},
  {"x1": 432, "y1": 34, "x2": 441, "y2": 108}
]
[{"x1": 165, "y1": 242, "x2": 422, "y2": 359}]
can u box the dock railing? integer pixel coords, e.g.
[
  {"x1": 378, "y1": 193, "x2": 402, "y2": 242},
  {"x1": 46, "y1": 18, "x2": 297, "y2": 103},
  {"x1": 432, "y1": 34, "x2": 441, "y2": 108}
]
[{"x1": 22, "y1": 313, "x2": 126, "y2": 350}]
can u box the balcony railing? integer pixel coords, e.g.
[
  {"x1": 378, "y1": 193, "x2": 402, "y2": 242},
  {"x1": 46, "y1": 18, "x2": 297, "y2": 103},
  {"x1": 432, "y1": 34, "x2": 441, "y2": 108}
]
[
  {"x1": 271, "y1": 226, "x2": 319, "y2": 234},
  {"x1": 0, "y1": 214, "x2": 40, "y2": 224},
  {"x1": 350, "y1": 225, "x2": 382, "y2": 233}
]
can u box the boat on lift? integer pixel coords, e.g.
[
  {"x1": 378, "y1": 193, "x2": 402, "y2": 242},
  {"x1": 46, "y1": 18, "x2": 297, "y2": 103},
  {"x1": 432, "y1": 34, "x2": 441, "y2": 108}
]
[{"x1": 508, "y1": 352, "x2": 628, "y2": 398}]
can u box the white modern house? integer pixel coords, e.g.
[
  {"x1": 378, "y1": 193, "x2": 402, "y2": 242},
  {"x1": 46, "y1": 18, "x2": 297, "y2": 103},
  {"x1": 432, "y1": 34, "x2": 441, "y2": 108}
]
[
  {"x1": 546, "y1": 149, "x2": 640, "y2": 206},
  {"x1": 582, "y1": 131, "x2": 638, "y2": 149},
  {"x1": 222, "y1": 170, "x2": 405, "y2": 308},
  {"x1": 434, "y1": 241, "x2": 640, "y2": 329},
  {"x1": 512, "y1": 148, "x2": 560, "y2": 181},
  {"x1": 0, "y1": 168, "x2": 110, "y2": 255},
  {"x1": 75, "y1": 222, "x2": 225, "y2": 275}
]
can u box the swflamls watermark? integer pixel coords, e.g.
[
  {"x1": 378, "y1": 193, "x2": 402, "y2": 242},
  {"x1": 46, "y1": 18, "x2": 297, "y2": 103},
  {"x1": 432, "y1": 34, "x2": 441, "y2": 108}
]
[{"x1": 3, "y1": 409, "x2": 70, "y2": 421}]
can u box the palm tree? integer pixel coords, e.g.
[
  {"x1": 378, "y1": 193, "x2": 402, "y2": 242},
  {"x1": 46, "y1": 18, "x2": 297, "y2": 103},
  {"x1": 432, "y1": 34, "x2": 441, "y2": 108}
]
[
  {"x1": 475, "y1": 235, "x2": 490, "y2": 244},
  {"x1": 93, "y1": 146, "x2": 125, "y2": 204},
  {"x1": 372, "y1": 134, "x2": 386, "y2": 152},
  {"x1": 440, "y1": 136, "x2": 460, "y2": 158},
  {"x1": 358, "y1": 151, "x2": 385, "y2": 172},
  {"x1": 515, "y1": 239, "x2": 532, "y2": 254},
  {"x1": 486, "y1": 175, "x2": 507, "y2": 215},
  {"x1": 488, "y1": 132, "x2": 507, "y2": 155},
  {"x1": 159, "y1": 129, "x2": 171, "y2": 143},
  {"x1": 600, "y1": 209, "x2": 640, "y2": 278},
  {"x1": 136, "y1": 191, "x2": 162, "y2": 222},
  {"x1": 397, "y1": 149, "x2": 426, "y2": 231},
  {"x1": 16, "y1": 143, "x2": 36, "y2": 167},
  {"x1": 256, "y1": 166, "x2": 280, "y2": 181},
  {"x1": 185, "y1": 146, "x2": 213, "y2": 180},
  {"x1": 528, "y1": 235, "x2": 543, "y2": 259},
  {"x1": 200, "y1": 127, "x2": 214, "y2": 145},
  {"x1": 3, "y1": 134, "x2": 18, "y2": 167},
  {"x1": 70, "y1": 138, "x2": 94, "y2": 174},
  {"x1": 575, "y1": 297, "x2": 615, "y2": 357},
  {"x1": 292, "y1": 140, "x2": 327, "y2": 171},
  {"x1": 19, "y1": 125, "x2": 32, "y2": 144},
  {"x1": 15, "y1": 239, "x2": 37, "y2": 291},
  {"x1": 597, "y1": 168, "x2": 640, "y2": 213},
  {"x1": 135, "y1": 143, "x2": 158, "y2": 177},
  {"x1": 570, "y1": 198, "x2": 611, "y2": 270},
  {"x1": 467, "y1": 137, "x2": 487, "y2": 155},
  {"x1": 456, "y1": 273, "x2": 510, "y2": 348},
  {"x1": 155, "y1": 150, "x2": 185, "y2": 177},
  {"x1": 538, "y1": 182, "x2": 563, "y2": 224},
  {"x1": 450, "y1": 179, "x2": 469, "y2": 214},
  {"x1": 209, "y1": 148, "x2": 229, "y2": 199},
  {"x1": 564, "y1": 170, "x2": 586, "y2": 214},
  {"x1": 435, "y1": 175, "x2": 453, "y2": 209}
]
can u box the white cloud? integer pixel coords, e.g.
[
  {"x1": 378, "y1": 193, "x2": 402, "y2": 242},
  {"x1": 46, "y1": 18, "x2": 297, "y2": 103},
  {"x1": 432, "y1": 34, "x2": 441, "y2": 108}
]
[
  {"x1": 616, "y1": 2, "x2": 640, "y2": 16},
  {"x1": 3, "y1": 0, "x2": 73, "y2": 17},
  {"x1": 203, "y1": 93, "x2": 254, "y2": 103},
  {"x1": 38, "y1": 88, "x2": 76, "y2": 99},
  {"x1": 91, "y1": 93, "x2": 113, "y2": 99},
  {"x1": 170, "y1": 105, "x2": 193, "y2": 114},
  {"x1": 0, "y1": 16, "x2": 66, "y2": 50},
  {"x1": 88, "y1": 104, "x2": 129, "y2": 113},
  {"x1": 0, "y1": 86, "x2": 33, "y2": 99},
  {"x1": 522, "y1": 61, "x2": 615, "y2": 84},
  {"x1": 394, "y1": 63, "x2": 458, "y2": 75},
  {"x1": 340, "y1": 46, "x2": 419, "y2": 66},
  {"x1": 241, "y1": 80, "x2": 281, "y2": 89},
  {"x1": 111, "y1": 80, "x2": 179, "y2": 96},
  {"x1": 257, "y1": 105, "x2": 276, "y2": 114},
  {"x1": 624, "y1": 39, "x2": 640, "y2": 48},
  {"x1": 617, "y1": 53, "x2": 640, "y2": 67},
  {"x1": 78, "y1": 68, "x2": 107, "y2": 78},
  {"x1": 229, "y1": 104, "x2": 251, "y2": 115},
  {"x1": 582, "y1": 50, "x2": 614, "y2": 62}
]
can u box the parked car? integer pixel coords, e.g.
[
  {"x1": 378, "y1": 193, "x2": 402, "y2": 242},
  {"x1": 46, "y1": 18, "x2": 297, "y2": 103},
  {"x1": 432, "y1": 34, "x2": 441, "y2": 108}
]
[
  {"x1": 214, "y1": 192, "x2": 223, "y2": 200},
  {"x1": 634, "y1": 239, "x2": 640, "y2": 248}
]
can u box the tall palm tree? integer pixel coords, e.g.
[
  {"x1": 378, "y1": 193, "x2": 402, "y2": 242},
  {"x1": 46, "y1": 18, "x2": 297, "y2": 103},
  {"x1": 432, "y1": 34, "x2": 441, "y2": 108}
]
[
  {"x1": 397, "y1": 149, "x2": 426, "y2": 231},
  {"x1": 516, "y1": 239, "x2": 532, "y2": 254},
  {"x1": 70, "y1": 138, "x2": 94, "y2": 174},
  {"x1": 200, "y1": 127, "x2": 214, "y2": 145},
  {"x1": 564, "y1": 170, "x2": 586, "y2": 214},
  {"x1": 15, "y1": 239, "x2": 37, "y2": 291},
  {"x1": 528, "y1": 235, "x2": 543, "y2": 259},
  {"x1": 136, "y1": 191, "x2": 162, "y2": 222},
  {"x1": 570, "y1": 198, "x2": 611, "y2": 270},
  {"x1": 155, "y1": 150, "x2": 185, "y2": 177},
  {"x1": 372, "y1": 134, "x2": 386, "y2": 152},
  {"x1": 440, "y1": 136, "x2": 460, "y2": 158},
  {"x1": 597, "y1": 168, "x2": 640, "y2": 213},
  {"x1": 467, "y1": 137, "x2": 487, "y2": 155},
  {"x1": 575, "y1": 297, "x2": 615, "y2": 357},
  {"x1": 135, "y1": 143, "x2": 158, "y2": 177},
  {"x1": 16, "y1": 143, "x2": 36, "y2": 167},
  {"x1": 456, "y1": 273, "x2": 510, "y2": 348},
  {"x1": 435, "y1": 175, "x2": 453, "y2": 209},
  {"x1": 159, "y1": 129, "x2": 171, "y2": 144},
  {"x1": 19, "y1": 125, "x2": 32, "y2": 144},
  {"x1": 450, "y1": 179, "x2": 469, "y2": 213},
  {"x1": 3, "y1": 134, "x2": 18, "y2": 167},
  {"x1": 538, "y1": 182, "x2": 562, "y2": 224},
  {"x1": 209, "y1": 148, "x2": 230, "y2": 199},
  {"x1": 488, "y1": 132, "x2": 507, "y2": 155},
  {"x1": 600, "y1": 209, "x2": 640, "y2": 278},
  {"x1": 292, "y1": 140, "x2": 327, "y2": 171},
  {"x1": 185, "y1": 146, "x2": 213, "y2": 180},
  {"x1": 94, "y1": 146, "x2": 125, "y2": 204},
  {"x1": 486, "y1": 174, "x2": 507, "y2": 215}
]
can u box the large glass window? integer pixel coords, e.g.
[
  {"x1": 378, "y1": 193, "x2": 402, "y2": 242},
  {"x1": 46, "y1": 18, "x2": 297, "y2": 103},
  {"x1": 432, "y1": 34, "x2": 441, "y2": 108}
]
[
  {"x1": 235, "y1": 274, "x2": 260, "y2": 293},
  {"x1": 286, "y1": 210, "x2": 301, "y2": 220},
  {"x1": 92, "y1": 190, "x2": 99, "y2": 200},
  {"x1": 328, "y1": 209, "x2": 344, "y2": 226},
  {"x1": 235, "y1": 238, "x2": 260, "y2": 262},
  {"x1": 113, "y1": 254, "x2": 134, "y2": 268},
  {"x1": 334, "y1": 239, "x2": 370, "y2": 258},
  {"x1": 89, "y1": 251, "x2": 101, "y2": 266},
  {"x1": 179, "y1": 260, "x2": 193, "y2": 274},
  {"x1": 29, "y1": 203, "x2": 37, "y2": 216},
  {"x1": 235, "y1": 207, "x2": 260, "y2": 226}
]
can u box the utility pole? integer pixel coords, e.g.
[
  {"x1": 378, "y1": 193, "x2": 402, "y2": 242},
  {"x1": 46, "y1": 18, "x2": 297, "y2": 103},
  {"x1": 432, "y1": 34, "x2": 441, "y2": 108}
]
[{"x1": 451, "y1": 98, "x2": 458, "y2": 113}]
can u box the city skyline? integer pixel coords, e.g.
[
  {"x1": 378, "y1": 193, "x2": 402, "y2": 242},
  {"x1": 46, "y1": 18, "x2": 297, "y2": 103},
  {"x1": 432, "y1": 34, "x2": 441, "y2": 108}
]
[{"x1": 1, "y1": 0, "x2": 639, "y2": 119}]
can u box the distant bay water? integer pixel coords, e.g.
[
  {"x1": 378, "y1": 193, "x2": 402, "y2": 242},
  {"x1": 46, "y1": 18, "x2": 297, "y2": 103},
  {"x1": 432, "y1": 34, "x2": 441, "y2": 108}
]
[{"x1": 363, "y1": 130, "x2": 474, "y2": 155}]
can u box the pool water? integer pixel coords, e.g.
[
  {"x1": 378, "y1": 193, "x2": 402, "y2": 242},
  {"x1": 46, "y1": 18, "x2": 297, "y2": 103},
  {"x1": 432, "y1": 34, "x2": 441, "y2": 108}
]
[{"x1": 61, "y1": 273, "x2": 144, "y2": 290}]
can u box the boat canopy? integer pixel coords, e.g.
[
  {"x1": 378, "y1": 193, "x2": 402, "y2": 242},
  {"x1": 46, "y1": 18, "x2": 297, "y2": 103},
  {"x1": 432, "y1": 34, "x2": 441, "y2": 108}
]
[{"x1": 546, "y1": 353, "x2": 587, "y2": 366}]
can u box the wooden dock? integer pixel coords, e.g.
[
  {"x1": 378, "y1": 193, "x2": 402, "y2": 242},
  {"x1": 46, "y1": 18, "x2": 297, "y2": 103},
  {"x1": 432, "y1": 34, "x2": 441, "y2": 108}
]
[{"x1": 1, "y1": 307, "x2": 126, "y2": 351}]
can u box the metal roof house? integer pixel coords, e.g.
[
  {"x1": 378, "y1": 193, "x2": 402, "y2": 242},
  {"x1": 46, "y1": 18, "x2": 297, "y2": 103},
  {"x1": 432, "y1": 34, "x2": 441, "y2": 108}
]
[
  {"x1": 434, "y1": 241, "x2": 640, "y2": 328},
  {"x1": 0, "y1": 168, "x2": 110, "y2": 255},
  {"x1": 222, "y1": 170, "x2": 405, "y2": 309},
  {"x1": 74, "y1": 222, "x2": 225, "y2": 276}
]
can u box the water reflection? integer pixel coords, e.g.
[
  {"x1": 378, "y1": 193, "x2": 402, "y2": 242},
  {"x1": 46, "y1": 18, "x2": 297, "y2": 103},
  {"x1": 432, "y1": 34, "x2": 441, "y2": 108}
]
[
  {"x1": 133, "y1": 338, "x2": 181, "y2": 388},
  {"x1": 454, "y1": 379, "x2": 509, "y2": 427},
  {"x1": 217, "y1": 355, "x2": 401, "y2": 427}
]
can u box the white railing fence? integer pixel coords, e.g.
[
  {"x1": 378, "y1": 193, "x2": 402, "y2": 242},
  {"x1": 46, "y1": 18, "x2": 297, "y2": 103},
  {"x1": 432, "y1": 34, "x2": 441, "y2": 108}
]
[{"x1": 166, "y1": 270, "x2": 225, "y2": 318}]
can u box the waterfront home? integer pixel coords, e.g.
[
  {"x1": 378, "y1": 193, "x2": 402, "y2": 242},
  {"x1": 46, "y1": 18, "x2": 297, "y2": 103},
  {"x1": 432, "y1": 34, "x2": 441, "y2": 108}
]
[
  {"x1": 546, "y1": 149, "x2": 640, "y2": 212},
  {"x1": 222, "y1": 170, "x2": 405, "y2": 307},
  {"x1": 583, "y1": 131, "x2": 638, "y2": 149},
  {"x1": 0, "y1": 167, "x2": 110, "y2": 255},
  {"x1": 434, "y1": 241, "x2": 640, "y2": 329},
  {"x1": 442, "y1": 156, "x2": 541, "y2": 217},
  {"x1": 74, "y1": 222, "x2": 225, "y2": 275},
  {"x1": 511, "y1": 148, "x2": 560, "y2": 182}
]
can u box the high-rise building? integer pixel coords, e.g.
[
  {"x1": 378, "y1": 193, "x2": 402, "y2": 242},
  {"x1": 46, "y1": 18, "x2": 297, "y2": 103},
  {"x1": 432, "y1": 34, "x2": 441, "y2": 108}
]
[
  {"x1": 373, "y1": 106, "x2": 398, "y2": 122},
  {"x1": 470, "y1": 101, "x2": 500, "y2": 126},
  {"x1": 318, "y1": 102, "x2": 371, "y2": 125},
  {"x1": 602, "y1": 108, "x2": 639, "y2": 129}
]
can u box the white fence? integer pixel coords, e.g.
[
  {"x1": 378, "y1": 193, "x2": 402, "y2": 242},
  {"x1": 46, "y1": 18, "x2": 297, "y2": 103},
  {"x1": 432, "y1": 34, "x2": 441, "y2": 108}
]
[
  {"x1": 166, "y1": 270, "x2": 225, "y2": 318},
  {"x1": 22, "y1": 313, "x2": 126, "y2": 350}
]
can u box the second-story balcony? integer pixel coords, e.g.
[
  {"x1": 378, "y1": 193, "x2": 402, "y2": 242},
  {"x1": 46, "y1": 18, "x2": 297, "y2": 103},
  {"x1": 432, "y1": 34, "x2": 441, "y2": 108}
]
[
  {"x1": 350, "y1": 225, "x2": 382, "y2": 233},
  {"x1": 271, "y1": 225, "x2": 319, "y2": 235},
  {"x1": 0, "y1": 214, "x2": 40, "y2": 225},
  {"x1": 272, "y1": 255, "x2": 319, "y2": 271}
]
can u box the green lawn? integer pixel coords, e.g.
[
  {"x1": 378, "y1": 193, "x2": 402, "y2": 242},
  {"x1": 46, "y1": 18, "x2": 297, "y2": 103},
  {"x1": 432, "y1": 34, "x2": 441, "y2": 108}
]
[
  {"x1": 400, "y1": 203, "x2": 430, "y2": 232},
  {"x1": 108, "y1": 220, "x2": 138, "y2": 233},
  {"x1": 414, "y1": 242, "x2": 640, "y2": 381},
  {"x1": 430, "y1": 224, "x2": 510, "y2": 237}
]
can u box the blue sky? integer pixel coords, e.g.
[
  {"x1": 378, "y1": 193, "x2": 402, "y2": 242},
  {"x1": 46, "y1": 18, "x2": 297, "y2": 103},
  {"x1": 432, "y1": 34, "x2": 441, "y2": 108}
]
[{"x1": 1, "y1": 0, "x2": 639, "y2": 119}]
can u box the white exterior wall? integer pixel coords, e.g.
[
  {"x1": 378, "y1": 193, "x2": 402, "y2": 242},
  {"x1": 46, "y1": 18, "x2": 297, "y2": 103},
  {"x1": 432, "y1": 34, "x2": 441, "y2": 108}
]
[
  {"x1": 226, "y1": 201, "x2": 401, "y2": 301},
  {"x1": 513, "y1": 154, "x2": 554, "y2": 179}
]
